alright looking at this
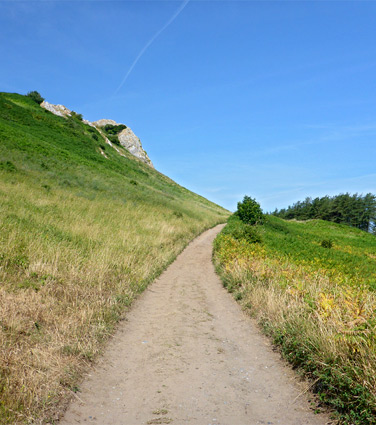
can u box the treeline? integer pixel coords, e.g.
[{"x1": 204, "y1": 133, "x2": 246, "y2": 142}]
[{"x1": 272, "y1": 193, "x2": 376, "y2": 233}]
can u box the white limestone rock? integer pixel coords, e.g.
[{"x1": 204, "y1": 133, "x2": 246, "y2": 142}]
[
  {"x1": 94, "y1": 119, "x2": 154, "y2": 168},
  {"x1": 92, "y1": 119, "x2": 118, "y2": 127},
  {"x1": 118, "y1": 127, "x2": 153, "y2": 168},
  {"x1": 83, "y1": 118, "x2": 96, "y2": 128},
  {"x1": 41, "y1": 101, "x2": 72, "y2": 118}
]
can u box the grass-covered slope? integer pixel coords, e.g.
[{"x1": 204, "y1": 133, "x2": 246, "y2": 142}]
[
  {"x1": 214, "y1": 215, "x2": 376, "y2": 424},
  {"x1": 0, "y1": 92, "x2": 229, "y2": 424}
]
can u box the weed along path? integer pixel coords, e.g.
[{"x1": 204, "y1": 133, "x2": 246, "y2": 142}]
[{"x1": 60, "y1": 225, "x2": 330, "y2": 425}]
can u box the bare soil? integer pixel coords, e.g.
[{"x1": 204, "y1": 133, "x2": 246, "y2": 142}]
[{"x1": 60, "y1": 225, "x2": 331, "y2": 425}]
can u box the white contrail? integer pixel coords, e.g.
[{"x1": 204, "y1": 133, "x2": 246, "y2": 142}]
[{"x1": 114, "y1": 0, "x2": 189, "y2": 95}]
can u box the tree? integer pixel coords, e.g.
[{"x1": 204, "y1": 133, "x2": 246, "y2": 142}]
[
  {"x1": 26, "y1": 91, "x2": 44, "y2": 105},
  {"x1": 236, "y1": 196, "x2": 264, "y2": 225},
  {"x1": 272, "y1": 192, "x2": 376, "y2": 233},
  {"x1": 362, "y1": 193, "x2": 376, "y2": 232}
]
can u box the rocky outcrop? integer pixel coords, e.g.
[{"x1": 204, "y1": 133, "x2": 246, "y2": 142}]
[
  {"x1": 92, "y1": 119, "x2": 118, "y2": 127},
  {"x1": 93, "y1": 119, "x2": 153, "y2": 168},
  {"x1": 118, "y1": 127, "x2": 153, "y2": 168},
  {"x1": 40, "y1": 102, "x2": 153, "y2": 168},
  {"x1": 41, "y1": 101, "x2": 72, "y2": 118}
]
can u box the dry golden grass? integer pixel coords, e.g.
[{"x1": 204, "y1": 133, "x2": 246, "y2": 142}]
[{"x1": 0, "y1": 177, "x2": 228, "y2": 424}]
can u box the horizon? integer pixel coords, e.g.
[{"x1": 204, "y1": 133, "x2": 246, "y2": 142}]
[{"x1": 1, "y1": 1, "x2": 375, "y2": 212}]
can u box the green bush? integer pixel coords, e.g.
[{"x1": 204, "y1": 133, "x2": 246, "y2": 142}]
[
  {"x1": 234, "y1": 224, "x2": 262, "y2": 243},
  {"x1": 231, "y1": 224, "x2": 262, "y2": 243},
  {"x1": 26, "y1": 91, "x2": 44, "y2": 105},
  {"x1": 103, "y1": 124, "x2": 127, "y2": 135},
  {"x1": 236, "y1": 195, "x2": 264, "y2": 225},
  {"x1": 222, "y1": 215, "x2": 262, "y2": 243},
  {"x1": 107, "y1": 135, "x2": 121, "y2": 146},
  {"x1": 71, "y1": 111, "x2": 83, "y2": 121},
  {"x1": 321, "y1": 239, "x2": 333, "y2": 248}
]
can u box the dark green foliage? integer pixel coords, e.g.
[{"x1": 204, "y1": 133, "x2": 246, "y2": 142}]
[
  {"x1": 129, "y1": 179, "x2": 138, "y2": 185},
  {"x1": 237, "y1": 224, "x2": 262, "y2": 243},
  {"x1": 103, "y1": 124, "x2": 126, "y2": 135},
  {"x1": 71, "y1": 111, "x2": 83, "y2": 121},
  {"x1": 321, "y1": 239, "x2": 333, "y2": 249},
  {"x1": 222, "y1": 214, "x2": 262, "y2": 243},
  {"x1": 173, "y1": 211, "x2": 183, "y2": 218},
  {"x1": 92, "y1": 133, "x2": 99, "y2": 141},
  {"x1": 102, "y1": 124, "x2": 126, "y2": 147},
  {"x1": 26, "y1": 91, "x2": 44, "y2": 105},
  {"x1": 107, "y1": 135, "x2": 121, "y2": 146},
  {"x1": 236, "y1": 195, "x2": 264, "y2": 225},
  {"x1": 0, "y1": 161, "x2": 17, "y2": 172},
  {"x1": 273, "y1": 193, "x2": 376, "y2": 233}
]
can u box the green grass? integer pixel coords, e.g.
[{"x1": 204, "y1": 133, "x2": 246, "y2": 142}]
[
  {"x1": 262, "y1": 215, "x2": 376, "y2": 289},
  {"x1": 0, "y1": 93, "x2": 220, "y2": 211},
  {"x1": 0, "y1": 92, "x2": 229, "y2": 424},
  {"x1": 214, "y1": 215, "x2": 376, "y2": 424}
]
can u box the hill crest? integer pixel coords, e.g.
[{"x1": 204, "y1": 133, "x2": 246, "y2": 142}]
[{"x1": 41, "y1": 100, "x2": 153, "y2": 167}]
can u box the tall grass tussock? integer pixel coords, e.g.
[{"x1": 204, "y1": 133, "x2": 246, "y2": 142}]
[
  {"x1": 0, "y1": 92, "x2": 229, "y2": 424},
  {"x1": 214, "y1": 214, "x2": 376, "y2": 424}
]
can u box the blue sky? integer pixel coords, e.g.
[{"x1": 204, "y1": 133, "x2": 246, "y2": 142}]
[{"x1": 1, "y1": 0, "x2": 376, "y2": 211}]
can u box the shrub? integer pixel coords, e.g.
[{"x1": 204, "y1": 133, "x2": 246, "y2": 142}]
[
  {"x1": 108, "y1": 135, "x2": 121, "y2": 146},
  {"x1": 236, "y1": 195, "x2": 264, "y2": 225},
  {"x1": 71, "y1": 111, "x2": 83, "y2": 121},
  {"x1": 66, "y1": 119, "x2": 80, "y2": 130},
  {"x1": 239, "y1": 224, "x2": 262, "y2": 243},
  {"x1": 232, "y1": 223, "x2": 262, "y2": 243},
  {"x1": 321, "y1": 239, "x2": 333, "y2": 248},
  {"x1": 222, "y1": 215, "x2": 262, "y2": 243},
  {"x1": 103, "y1": 124, "x2": 127, "y2": 135},
  {"x1": 26, "y1": 91, "x2": 44, "y2": 105}
]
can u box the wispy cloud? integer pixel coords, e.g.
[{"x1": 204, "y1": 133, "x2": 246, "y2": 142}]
[{"x1": 114, "y1": 0, "x2": 189, "y2": 95}]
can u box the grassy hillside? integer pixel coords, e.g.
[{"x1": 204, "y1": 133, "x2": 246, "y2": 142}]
[
  {"x1": 0, "y1": 92, "x2": 229, "y2": 424},
  {"x1": 214, "y1": 215, "x2": 376, "y2": 424}
]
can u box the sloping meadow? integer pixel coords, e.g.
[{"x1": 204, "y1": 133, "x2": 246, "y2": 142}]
[
  {"x1": 0, "y1": 93, "x2": 229, "y2": 423},
  {"x1": 214, "y1": 215, "x2": 376, "y2": 424}
]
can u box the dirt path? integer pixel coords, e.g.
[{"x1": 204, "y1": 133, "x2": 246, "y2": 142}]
[{"x1": 60, "y1": 225, "x2": 331, "y2": 425}]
